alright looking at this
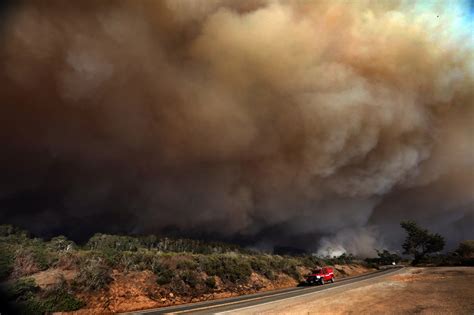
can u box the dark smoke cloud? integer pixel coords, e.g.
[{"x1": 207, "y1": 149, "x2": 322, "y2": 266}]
[{"x1": 0, "y1": 0, "x2": 473, "y2": 256}]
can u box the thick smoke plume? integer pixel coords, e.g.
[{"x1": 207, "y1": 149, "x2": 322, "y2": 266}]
[{"x1": 1, "y1": 0, "x2": 473, "y2": 256}]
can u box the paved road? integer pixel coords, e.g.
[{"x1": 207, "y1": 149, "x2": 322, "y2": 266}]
[{"x1": 125, "y1": 267, "x2": 403, "y2": 315}]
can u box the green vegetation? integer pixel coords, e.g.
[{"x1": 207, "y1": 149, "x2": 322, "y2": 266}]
[
  {"x1": 250, "y1": 256, "x2": 276, "y2": 280},
  {"x1": 86, "y1": 232, "x2": 251, "y2": 254},
  {"x1": 74, "y1": 257, "x2": 112, "y2": 291},
  {"x1": 2, "y1": 277, "x2": 84, "y2": 314},
  {"x1": 4, "y1": 277, "x2": 39, "y2": 301},
  {"x1": 1, "y1": 220, "x2": 471, "y2": 314},
  {"x1": 332, "y1": 252, "x2": 356, "y2": 264},
  {"x1": 40, "y1": 278, "x2": 86, "y2": 312},
  {"x1": 398, "y1": 221, "x2": 472, "y2": 266},
  {"x1": 2, "y1": 222, "x2": 470, "y2": 314},
  {"x1": 199, "y1": 254, "x2": 252, "y2": 283},
  {"x1": 180, "y1": 270, "x2": 199, "y2": 288},
  {"x1": 205, "y1": 276, "x2": 216, "y2": 288},
  {"x1": 154, "y1": 262, "x2": 174, "y2": 285},
  {"x1": 400, "y1": 221, "x2": 445, "y2": 265},
  {"x1": 365, "y1": 249, "x2": 402, "y2": 267},
  {"x1": 3, "y1": 277, "x2": 41, "y2": 315},
  {"x1": 47, "y1": 235, "x2": 75, "y2": 251},
  {"x1": 0, "y1": 243, "x2": 14, "y2": 280},
  {"x1": 454, "y1": 240, "x2": 474, "y2": 266},
  {"x1": 456, "y1": 240, "x2": 474, "y2": 259},
  {"x1": 0, "y1": 226, "x2": 58, "y2": 279},
  {"x1": 0, "y1": 224, "x2": 388, "y2": 314}
]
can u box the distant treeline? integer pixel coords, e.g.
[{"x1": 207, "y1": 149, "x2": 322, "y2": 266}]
[
  {"x1": 0, "y1": 224, "x2": 253, "y2": 255},
  {"x1": 0, "y1": 225, "x2": 344, "y2": 257},
  {"x1": 86, "y1": 233, "x2": 255, "y2": 254}
]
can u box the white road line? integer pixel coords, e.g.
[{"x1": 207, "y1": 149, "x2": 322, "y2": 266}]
[
  {"x1": 168, "y1": 286, "x2": 318, "y2": 314},
  {"x1": 215, "y1": 268, "x2": 403, "y2": 315},
  {"x1": 129, "y1": 288, "x2": 306, "y2": 315}
]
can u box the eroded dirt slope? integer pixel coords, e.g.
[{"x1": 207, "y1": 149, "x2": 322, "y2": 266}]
[{"x1": 49, "y1": 263, "x2": 373, "y2": 314}]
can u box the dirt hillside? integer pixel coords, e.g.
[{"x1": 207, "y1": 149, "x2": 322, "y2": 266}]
[{"x1": 49, "y1": 264, "x2": 373, "y2": 314}]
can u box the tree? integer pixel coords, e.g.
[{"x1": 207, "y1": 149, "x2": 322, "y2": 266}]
[
  {"x1": 48, "y1": 235, "x2": 75, "y2": 251},
  {"x1": 456, "y1": 240, "x2": 474, "y2": 258},
  {"x1": 375, "y1": 249, "x2": 401, "y2": 265},
  {"x1": 400, "y1": 221, "x2": 445, "y2": 264}
]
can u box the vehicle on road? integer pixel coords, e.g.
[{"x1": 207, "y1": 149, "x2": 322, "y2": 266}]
[{"x1": 305, "y1": 267, "x2": 335, "y2": 285}]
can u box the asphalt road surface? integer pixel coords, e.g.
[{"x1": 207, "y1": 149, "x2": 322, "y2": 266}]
[{"x1": 125, "y1": 267, "x2": 404, "y2": 315}]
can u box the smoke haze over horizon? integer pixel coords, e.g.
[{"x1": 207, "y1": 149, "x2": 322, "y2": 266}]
[{"x1": 0, "y1": 0, "x2": 473, "y2": 256}]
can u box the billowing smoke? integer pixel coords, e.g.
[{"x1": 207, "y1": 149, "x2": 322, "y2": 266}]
[{"x1": 0, "y1": 0, "x2": 473, "y2": 256}]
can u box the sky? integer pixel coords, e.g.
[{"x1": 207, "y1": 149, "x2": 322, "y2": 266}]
[{"x1": 0, "y1": 0, "x2": 473, "y2": 256}]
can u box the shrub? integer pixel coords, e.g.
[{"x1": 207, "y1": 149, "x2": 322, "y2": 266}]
[
  {"x1": 177, "y1": 258, "x2": 198, "y2": 270},
  {"x1": 0, "y1": 244, "x2": 14, "y2": 280},
  {"x1": 139, "y1": 235, "x2": 158, "y2": 249},
  {"x1": 268, "y1": 257, "x2": 301, "y2": 280},
  {"x1": 41, "y1": 281, "x2": 85, "y2": 312},
  {"x1": 7, "y1": 297, "x2": 43, "y2": 315},
  {"x1": 75, "y1": 258, "x2": 112, "y2": 291},
  {"x1": 0, "y1": 224, "x2": 14, "y2": 237},
  {"x1": 282, "y1": 263, "x2": 300, "y2": 280},
  {"x1": 154, "y1": 263, "x2": 174, "y2": 285},
  {"x1": 54, "y1": 251, "x2": 81, "y2": 270},
  {"x1": 205, "y1": 276, "x2": 216, "y2": 288},
  {"x1": 250, "y1": 256, "x2": 275, "y2": 280},
  {"x1": 300, "y1": 255, "x2": 324, "y2": 269},
  {"x1": 5, "y1": 278, "x2": 39, "y2": 300},
  {"x1": 48, "y1": 236, "x2": 75, "y2": 252},
  {"x1": 30, "y1": 243, "x2": 55, "y2": 270},
  {"x1": 3, "y1": 278, "x2": 41, "y2": 315},
  {"x1": 180, "y1": 270, "x2": 199, "y2": 288},
  {"x1": 456, "y1": 240, "x2": 474, "y2": 258},
  {"x1": 3, "y1": 277, "x2": 85, "y2": 314},
  {"x1": 169, "y1": 278, "x2": 188, "y2": 295},
  {"x1": 15, "y1": 241, "x2": 57, "y2": 273},
  {"x1": 86, "y1": 234, "x2": 140, "y2": 251},
  {"x1": 119, "y1": 251, "x2": 140, "y2": 271},
  {"x1": 11, "y1": 249, "x2": 36, "y2": 278},
  {"x1": 118, "y1": 250, "x2": 158, "y2": 271},
  {"x1": 333, "y1": 253, "x2": 355, "y2": 264},
  {"x1": 320, "y1": 258, "x2": 335, "y2": 266},
  {"x1": 0, "y1": 225, "x2": 29, "y2": 241},
  {"x1": 377, "y1": 249, "x2": 401, "y2": 265},
  {"x1": 41, "y1": 290, "x2": 85, "y2": 312},
  {"x1": 365, "y1": 249, "x2": 400, "y2": 266},
  {"x1": 199, "y1": 255, "x2": 252, "y2": 283}
]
